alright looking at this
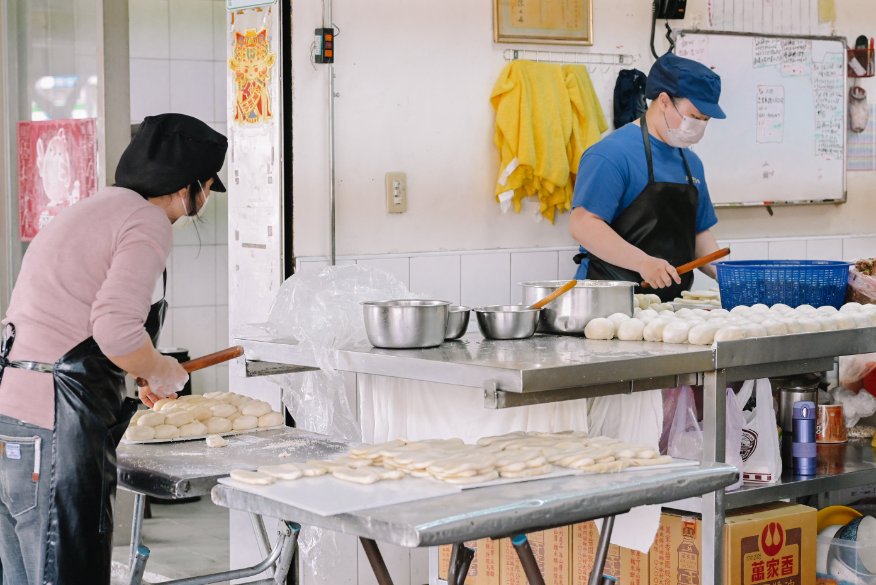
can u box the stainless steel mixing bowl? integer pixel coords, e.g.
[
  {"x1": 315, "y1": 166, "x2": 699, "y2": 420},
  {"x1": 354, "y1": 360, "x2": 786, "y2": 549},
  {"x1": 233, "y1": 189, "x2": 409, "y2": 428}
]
[
  {"x1": 474, "y1": 305, "x2": 541, "y2": 340},
  {"x1": 521, "y1": 280, "x2": 635, "y2": 335},
  {"x1": 362, "y1": 300, "x2": 450, "y2": 349},
  {"x1": 445, "y1": 305, "x2": 471, "y2": 340}
]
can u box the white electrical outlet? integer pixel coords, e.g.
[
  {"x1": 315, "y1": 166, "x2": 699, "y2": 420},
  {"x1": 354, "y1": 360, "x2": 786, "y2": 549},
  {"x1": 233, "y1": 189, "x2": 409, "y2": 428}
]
[{"x1": 385, "y1": 172, "x2": 407, "y2": 213}]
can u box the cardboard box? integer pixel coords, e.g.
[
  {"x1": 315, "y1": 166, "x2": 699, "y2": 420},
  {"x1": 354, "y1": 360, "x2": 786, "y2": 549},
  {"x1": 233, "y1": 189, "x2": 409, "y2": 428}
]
[
  {"x1": 437, "y1": 539, "x2": 500, "y2": 585},
  {"x1": 571, "y1": 521, "x2": 649, "y2": 585},
  {"x1": 650, "y1": 503, "x2": 816, "y2": 585},
  {"x1": 499, "y1": 527, "x2": 571, "y2": 585}
]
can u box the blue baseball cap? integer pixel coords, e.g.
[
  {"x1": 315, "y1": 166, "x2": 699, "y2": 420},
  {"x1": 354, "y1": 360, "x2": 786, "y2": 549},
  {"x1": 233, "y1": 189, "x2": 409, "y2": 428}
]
[{"x1": 645, "y1": 52, "x2": 726, "y2": 119}]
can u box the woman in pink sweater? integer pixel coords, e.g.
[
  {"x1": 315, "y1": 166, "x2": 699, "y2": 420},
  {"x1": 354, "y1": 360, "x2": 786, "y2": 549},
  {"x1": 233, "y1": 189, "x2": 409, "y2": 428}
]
[{"x1": 0, "y1": 113, "x2": 227, "y2": 585}]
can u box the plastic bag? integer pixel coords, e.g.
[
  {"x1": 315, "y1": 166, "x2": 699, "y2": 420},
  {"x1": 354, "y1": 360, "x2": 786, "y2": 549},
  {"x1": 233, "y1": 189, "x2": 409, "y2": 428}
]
[
  {"x1": 262, "y1": 264, "x2": 417, "y2": 441},
  {"x1": 833, "y1": 387, "x2": 876, "y2": 428},
  {"x1": 667, "y1": 386, "x2": 744, "y2": 491},
  {"x1": 847, "y1": 268, "x2": 876, "y2": 305},
  {"x1": 736, "y1": 379, "x2": 782, "y2": 484},
  {"x1": 839, "y1": 354, "x2": 876, "y2": 392}
]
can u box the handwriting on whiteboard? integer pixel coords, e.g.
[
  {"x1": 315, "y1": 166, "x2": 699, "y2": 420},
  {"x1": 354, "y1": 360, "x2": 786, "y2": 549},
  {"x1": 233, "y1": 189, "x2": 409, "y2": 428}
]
[
  {"x1": 756, "y1": 86, "x2": 785, "y2": 144},
  {"x1": 781, "y1": 40, "x2": 811, "y2": 76},
  {"x1": 753, "y1": 38, "x2": 782, "y2": 68},
  {"x1": 812, "y1": 52, "x2": 844, "y2": 160}
]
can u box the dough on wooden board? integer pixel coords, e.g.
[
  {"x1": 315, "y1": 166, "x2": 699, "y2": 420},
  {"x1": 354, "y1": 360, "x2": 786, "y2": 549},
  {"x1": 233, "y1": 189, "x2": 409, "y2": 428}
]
[
  {"x1": 154, "y1": 425, "x2": 181, "y2": 440},
  {"x1": 258, "y1": 411, "x2": 284, "y2": 428},
  {"x1": 179, "y1": 421, "x2": 208, "y2": 437},
  {"x1": 205, "y1": 417, "x2": 233, "y2": 434},
  {"x1": 241, "y1": 400, "x2": 272, "y2": 417},
  {"x1": 332, "y1": 467, "x2": 382, "y2": 485},
  {"x1": 230, "y1": 469, "x2": 275, "y2": 485},
  {"x1": 232, "y1": 415, "x2": 258, "y2": 431},
  {"x1": 206, "y1": 434, "x2": 228, "y2": 448},
  {"x1": 125, "y1": 426, "x2": 156, "y2": 441}
]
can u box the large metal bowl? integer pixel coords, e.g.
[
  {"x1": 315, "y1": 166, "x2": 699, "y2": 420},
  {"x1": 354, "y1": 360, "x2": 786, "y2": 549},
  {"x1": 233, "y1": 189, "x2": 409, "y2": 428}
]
[
  {"x1": 445, "y1": 305, "x2": 471, "y2": 340},
  {"x1": 362, "y1": 300, "x2": 450, "y2": 349},
  {"x1": 521, "y1": 280, "x2": 635, "y2": 335},
  {"x1": 474, "y1": 305, "x2": 541, "y2": 340}
]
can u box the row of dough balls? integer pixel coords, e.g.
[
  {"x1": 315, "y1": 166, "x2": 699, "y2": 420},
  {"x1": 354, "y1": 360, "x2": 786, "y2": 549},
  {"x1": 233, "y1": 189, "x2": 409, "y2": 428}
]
[
  {"x1": 634, "y1": 293, "x2": 674, "y2": 313},
  {"x1": 228, "y1": 431, "x2": 670, "y2": 486},
  {"x1": 584, "y1": 302, "x2": 876, "y2": 346},
  {"x1": 124, "y1": 391, "x2": 284, "y2": 442}
]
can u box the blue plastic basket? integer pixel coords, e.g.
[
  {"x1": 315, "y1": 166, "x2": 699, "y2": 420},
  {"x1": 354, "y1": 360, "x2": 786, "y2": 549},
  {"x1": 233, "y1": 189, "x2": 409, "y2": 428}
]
[{"x1": 715, "y1": 260, "x2": 851, "y2": 310}]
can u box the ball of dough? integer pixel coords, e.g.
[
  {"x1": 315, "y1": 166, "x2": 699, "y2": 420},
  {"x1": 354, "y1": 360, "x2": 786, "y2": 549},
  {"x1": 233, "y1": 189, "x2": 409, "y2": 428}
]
[
  {"x1": 868, "y1": 312, "x2": 876, "y2": 327},
  {"x1": 229, "y1": 394, "x2": 249, "y2": 406},
  {"x1": 771, "y1": 303, "x2": 792, "y2": 313},
  {"x1": 137, "y1": 412, "x2": 166, "y2": 427},
  {"x1": 125, "y1": 426, "x2": 156, "y2": 441},
  {"x1": 177, "y1": 394, "x2": 205, "y2": 403},
  {"x1": 154, "y1": 424, "x2": 181, "y2": 440},
  {"x1": 833, "y1": 313, "x2": 857, "y2": 330},
  {"x1": 762, "y1": 320, "x2": 788, "y2": 336},
  {"x1": 657, "y1": 309, "x2": 677, "y2": 319},
  {"x1": 785, "y1": 319, "x2": 805, "y2": 334},
  {"x1": 232, "y1": 415, "x2": 259, "y2": 431},
  {"x1": 730, "y1": 306, "x2": 752, "y2": 318},
  {"x1": 797, "y1": 304, "x2": 818, "y2": 315},
  {"x1": 841, "y1": 302, "x2": 864, "y2": 313},
  {"x1": 709, "y1": 309, "x2": 731, "y2": 319},
  {"x1": 187, "y1": 405, "x2": 214, "y2": 422},
  {"x1": 675, "y1": 308, "x2": 694, "y2": 320},
  {"x1": 691, "y1": 309, "x2": 711, "y2": 319},
  {"x1": 862, "y1": 303, "x2": 876, "y2": 314},
  {"x1": 151, "y1": 398, "x2": 176, "y2": 412},
  {"x1": 229, "y1": 469, "x2": 275, "y2": 485},
  {"x1": 714, "y1": 326, "x2": 745, "y2": 342},
  {"x1": 817, "y1": 305, "x2": 838, "y2": 315},
  {"x1": 584, "y1": 318, "x2": 615, "y2": 340},
  {"x1": 179, "y1": 421, "x2": 208, "y2": 437},
  {"x1": 130, "y1": 410, "x2": 147, "y2": 424},
  {"x1": 688, "y1": 323, "x2": 718, "y2": 346},
  {"x1": 206, "y1": 434, "x2": 228, "y2": 448},
  {"x1": 205, "y1": 417, "x2": 233, "y2": 434},
  {"x1": 798, "y1": 318, "x2": 821, "y2": 333},
  {"x1": 616, "y1": 318, "x2": 645, "y2": 341},
  {"x1": 815, "y1": 316, "x2": 837, "y2": 331},
  {"x1": 211, "y1": 404, "x2": 238, "y2": 418},
  {"x1": 634, "y1": 294, "x2": 647, "y2": 309},
  {"x1": 240, "y1": 400, "x2": 273, "y2": 417},
  {"x1": 164, "y1": 411, "x2": 194, "y2": 427},
  {"x1": 854, "y1": 313, "x2": 871, "y2": 328},
  {"x1": 258, "y1": 411, "x2": 285, "y2": 428},
  {"x1": 638, "y1": 309, "x2": 659, "y2": 323},
  {"x1": 745, "y1": 324, "x2": 768, "y2": 338},
  {"x1": 645, "y1": 294, "x2": 661, "y2": 306},
  {"x1": 750, "y1": 304, "x2": 770, "y2": 313},
  {"x1": 643, "y1": 318, "x2": 668, "y2": 342},
  {"x1": 203, "y1": 391, "x2": 225, "y2": 399},
  {"x1": 662, "y1": 320, "x2": 693, "y2": 344},
  {"x1": 160, "y1": 401, "x2": 187, "y2": 413}
]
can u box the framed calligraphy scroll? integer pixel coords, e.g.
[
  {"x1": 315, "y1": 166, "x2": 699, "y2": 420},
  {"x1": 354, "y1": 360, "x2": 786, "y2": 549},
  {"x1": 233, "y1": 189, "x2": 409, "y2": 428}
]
[{"x1": 493, "y1": 0, "x2": 593, "y2": 46}]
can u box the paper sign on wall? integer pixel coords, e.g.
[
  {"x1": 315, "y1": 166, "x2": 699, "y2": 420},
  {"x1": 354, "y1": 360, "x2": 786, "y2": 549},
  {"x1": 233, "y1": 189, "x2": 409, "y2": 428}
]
[
  {"x1": 229, "y1": 28, "x2": 276, "y2": 125},
  {"x1": 227, "y1": 0, "x2": 276, "y2": 10},
  {"x1": 17, "y1": 119, "x2": 97, "y2": 241}
]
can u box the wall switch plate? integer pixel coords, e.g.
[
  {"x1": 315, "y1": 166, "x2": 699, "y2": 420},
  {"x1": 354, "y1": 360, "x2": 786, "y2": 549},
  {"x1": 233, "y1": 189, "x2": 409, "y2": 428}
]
[{"x1": 385, "y1": 172, "x2": 407, "y2": 213}]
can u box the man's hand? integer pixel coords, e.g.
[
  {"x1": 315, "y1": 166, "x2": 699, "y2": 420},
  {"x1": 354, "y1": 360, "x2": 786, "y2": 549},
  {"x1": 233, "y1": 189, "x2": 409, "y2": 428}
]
[{"x1": 638, "y1": 256, "x2": 682, "y2": 289}]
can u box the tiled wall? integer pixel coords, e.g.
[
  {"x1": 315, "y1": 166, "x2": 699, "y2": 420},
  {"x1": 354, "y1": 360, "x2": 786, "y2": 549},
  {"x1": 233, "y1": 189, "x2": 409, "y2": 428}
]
[
  {"x1": 297, "y1": 234, "x2": 876, "y2": 318},
  {"x1": 130, "y1": 0, "x2": 229, "y2": 393}
]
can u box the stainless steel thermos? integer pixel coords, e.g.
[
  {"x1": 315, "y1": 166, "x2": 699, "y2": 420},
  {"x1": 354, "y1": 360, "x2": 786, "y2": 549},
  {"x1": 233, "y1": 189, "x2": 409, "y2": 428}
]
[{"x1": 792, "y1": 400, "x2": 817, "y2": 476}]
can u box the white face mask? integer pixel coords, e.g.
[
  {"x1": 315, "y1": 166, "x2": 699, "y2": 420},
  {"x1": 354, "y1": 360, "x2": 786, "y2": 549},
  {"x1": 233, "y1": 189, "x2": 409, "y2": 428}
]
[
  {"x1": 663, "y1": 101, "x2": 708, "y2": 148},
  {"x1": 172, "y1": 182, "x2": 210, "y2": 228}
]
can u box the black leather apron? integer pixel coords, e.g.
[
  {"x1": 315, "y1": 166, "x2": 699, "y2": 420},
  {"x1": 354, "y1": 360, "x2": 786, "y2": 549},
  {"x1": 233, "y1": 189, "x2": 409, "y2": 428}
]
[
  {"x1": 578, "y1": 115, "x2": 698, "y2": 302},
  {"x1": 0, "y1": 273, "x2": 166, "y2": 585}
]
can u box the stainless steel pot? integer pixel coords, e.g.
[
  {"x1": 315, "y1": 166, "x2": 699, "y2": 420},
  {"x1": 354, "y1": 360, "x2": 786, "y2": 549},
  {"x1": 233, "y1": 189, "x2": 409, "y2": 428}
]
[
  {"x1": 475, "y1": 305, "x2": 541, "y2": 340},
  {"x1": 362, "y1": 300, "x2": 450, "y2": 349},
  {"x1": 445, "y1": 305, "x2": 471, "y2": 340},
  {"x1": 520, "y1": 280, "x2": 635, "y2": 335}
]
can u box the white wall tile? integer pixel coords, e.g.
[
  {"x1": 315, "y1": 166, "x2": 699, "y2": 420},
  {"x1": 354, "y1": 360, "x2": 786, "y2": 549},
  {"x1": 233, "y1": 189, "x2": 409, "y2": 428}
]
[
  {"x1": 216, "y1": 245, "x2": 229, "y2": 306},
  {"x1": 461, "y1": 253, "x2": 511, "y2": 308},
  {"x1": 806, "y1": 238, "x2": 843, "y2": 261},
  {"x1": 129, "y1": 0, "x2": 169, "y2": 59},
  {"x1": 130, "y1": 59, "x2": 170, "y2": 122},
  {"x1": 355, "y1": 257, "x2": 410, "y2": 288},
  {"x1": 510, "y1": 251, "x2": 559, "y2": 304},
  {"x1": 768, "y1": 239, "x2": 807, "y2": 260},
  {"x1": 214, "y1": 192, "x2": 228, "y2": 245},
  {"x1": 170, "y1": 60, "x2": 215, "y2": 122},
  {"x1": 557, "y1": 248, "x2": 579, "y2": 280},
  {"x1": 213, "y1": 60, "x2": 227, "y2": 123},
  {"x1": 216, "y1": 305, "x2": 229, "y2": 346},
  {"x1": 169, "y1": 0, "x2": 214, "y2": 61},
  {"x1": 409, "y1": 255, "x2": 461, "y2": 305},
  {"x1": 843, "y1": 236, "x2": 876, "y2": 262},
  {"x1": 172, "y1": 245, "x2": 218, "y2": 307},
  {"x1": 173, "y1": 306, "x2": 217, "y2": 392},
  {"x1": 213, "y1": 1, "x2": 228, "y2": 61},
  {"x1": 727, "y1": 240, "x2": 769, "y2": 261},
  {"x1": 214, "y1": 364, "x2": 229, "y2": 393}
]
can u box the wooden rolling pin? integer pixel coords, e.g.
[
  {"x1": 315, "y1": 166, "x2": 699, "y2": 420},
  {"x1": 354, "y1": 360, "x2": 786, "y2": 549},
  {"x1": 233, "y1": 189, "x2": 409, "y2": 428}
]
[
  {"x1": 640, "y1": 248, "x2": 731, "y2": 289},
  {"x1": 136, "y1": 345, "x2": 244, "y2": 388},
  {"x1": 529, "y1": 279, "x2": 577, "y2": 309}
]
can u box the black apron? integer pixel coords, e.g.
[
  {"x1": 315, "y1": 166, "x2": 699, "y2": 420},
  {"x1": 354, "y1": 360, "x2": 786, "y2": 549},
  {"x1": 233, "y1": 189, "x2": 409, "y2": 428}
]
[
  {"x1": 0, "y1": 272, "x2": 167, "y2": 585},
  {"x1": 577, "y1": 115, "x2": 698, "y2": 302}
]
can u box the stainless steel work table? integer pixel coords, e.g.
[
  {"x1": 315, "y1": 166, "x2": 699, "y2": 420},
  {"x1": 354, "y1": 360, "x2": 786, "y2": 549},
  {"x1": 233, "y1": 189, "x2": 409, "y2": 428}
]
[
  {"x1": 238, "y1": 326, "x2": 876, "y2": 584},
  {"x1": 116, "y1": 428, "x2": 345, "y2": 585}
]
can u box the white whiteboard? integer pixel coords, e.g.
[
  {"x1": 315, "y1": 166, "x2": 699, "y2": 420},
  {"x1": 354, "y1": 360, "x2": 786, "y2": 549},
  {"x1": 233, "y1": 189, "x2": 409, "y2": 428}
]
[{"x1": 676, "y1": 31, "x2": 846, "y2": 207}]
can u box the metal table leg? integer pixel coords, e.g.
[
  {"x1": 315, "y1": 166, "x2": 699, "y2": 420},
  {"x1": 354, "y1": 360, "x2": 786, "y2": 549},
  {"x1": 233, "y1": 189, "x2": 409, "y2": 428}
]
[
  {"x1": 447, "y1": 542, "x2": 475, "y2": 585},
  {"x1": 587, "y1": 515, "x2": 616, "y2": 585},
  {"x1": 703, "y1": 369, "x2": 728, "y2": 585},
  {"x1": 511, "y1": 534, "x2": 546, "y2": 585},
  {"x1": 360, "y1": 537, "x2": 394, "y2": 585},
  {"x1": 271, "y1": 522, "x2": 300, "y2": 585}
]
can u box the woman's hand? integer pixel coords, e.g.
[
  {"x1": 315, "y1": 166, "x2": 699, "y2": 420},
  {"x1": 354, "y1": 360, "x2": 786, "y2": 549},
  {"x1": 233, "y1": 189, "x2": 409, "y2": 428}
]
[
  {"x1": 638, "y1": 256, "x2": 681, "y2": 289},
  {"x1": 145, "y1": 354, "x2": 189, "y2": 398},
  {"x1": 138, "y1": 383, "x2": 166, "y2": 409}
]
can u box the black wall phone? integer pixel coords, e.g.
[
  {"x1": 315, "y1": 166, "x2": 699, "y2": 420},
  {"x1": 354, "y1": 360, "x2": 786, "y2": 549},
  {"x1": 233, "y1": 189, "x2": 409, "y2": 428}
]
[{"x1": 654, "y1": 0, "x2": 687, "y2": 20}]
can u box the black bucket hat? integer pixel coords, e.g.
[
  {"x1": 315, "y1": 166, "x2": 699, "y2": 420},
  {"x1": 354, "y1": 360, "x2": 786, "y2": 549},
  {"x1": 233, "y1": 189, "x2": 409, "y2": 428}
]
[{"x1": 115, "y1": 113, "x2": 228, "y2": 198}]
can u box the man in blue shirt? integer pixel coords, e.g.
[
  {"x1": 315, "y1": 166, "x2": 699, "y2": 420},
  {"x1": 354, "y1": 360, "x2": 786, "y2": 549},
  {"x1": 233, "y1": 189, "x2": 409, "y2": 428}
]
[{"x1": 569, "y1": 53, "x2": 725, "y2": 301}]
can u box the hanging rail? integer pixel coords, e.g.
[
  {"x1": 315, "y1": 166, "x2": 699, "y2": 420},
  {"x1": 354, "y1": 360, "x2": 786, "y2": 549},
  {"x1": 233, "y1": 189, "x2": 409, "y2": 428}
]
[{"x1": 503, "y1": 48, "x2": 636, "y2": 65}]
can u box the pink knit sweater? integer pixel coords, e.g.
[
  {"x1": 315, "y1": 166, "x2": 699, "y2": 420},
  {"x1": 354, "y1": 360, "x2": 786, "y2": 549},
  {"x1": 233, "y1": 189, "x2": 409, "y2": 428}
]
[{"x1": 0, "y1": 187, "x2": 172, "y2": 429}]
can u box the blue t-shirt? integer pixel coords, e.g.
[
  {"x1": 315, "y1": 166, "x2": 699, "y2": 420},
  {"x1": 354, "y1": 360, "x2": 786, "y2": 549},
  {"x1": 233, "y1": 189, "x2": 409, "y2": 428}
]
[{"x1": 571, "y1": 122, "x2": 718, "y2": 278}]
